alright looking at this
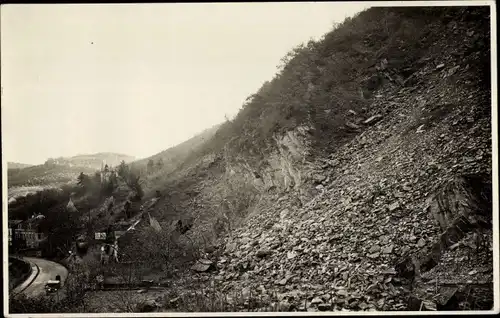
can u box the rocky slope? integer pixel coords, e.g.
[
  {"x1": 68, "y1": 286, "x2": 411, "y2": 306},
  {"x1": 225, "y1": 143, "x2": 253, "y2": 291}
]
[
  {"x1": 203, "y1": 14, "x2": 492, "y2": 311},
  {"x1": 87, "y1": 6, "x2": 493, "y2": 313},
  {"x1": 155, "y1": 7, "x2": 492, "y2": 312}
]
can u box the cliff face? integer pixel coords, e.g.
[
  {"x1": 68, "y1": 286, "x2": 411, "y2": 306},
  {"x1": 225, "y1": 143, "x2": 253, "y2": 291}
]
[{"x1": 224, "y1": 125, "x2": 313, "y2": 193}]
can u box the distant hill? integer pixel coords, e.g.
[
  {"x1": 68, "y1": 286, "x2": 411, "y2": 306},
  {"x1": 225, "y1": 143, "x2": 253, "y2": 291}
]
[
  {"x1": 46, "y1": 152, "x2": 135, "y2": 170},
  {"x1": 7, "y1": 162, "x2": 34, "y2": 169},
  {"x1": 7, "y1": 163, "x2": 97, "y2": 189},
  {"x1": 7, "y1": 152, "x2": 135, "y2": 189}
]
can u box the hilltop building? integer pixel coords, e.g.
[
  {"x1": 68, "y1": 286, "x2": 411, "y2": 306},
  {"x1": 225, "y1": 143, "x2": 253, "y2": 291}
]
[{"x1": 100, "y1": 160, "x2": 116, "y2": 185}]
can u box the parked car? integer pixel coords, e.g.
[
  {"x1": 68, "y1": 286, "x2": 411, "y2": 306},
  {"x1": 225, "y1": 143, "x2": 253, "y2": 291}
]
[{"x1": 45, "y1": 276, "x2": 61, "y2": 293}]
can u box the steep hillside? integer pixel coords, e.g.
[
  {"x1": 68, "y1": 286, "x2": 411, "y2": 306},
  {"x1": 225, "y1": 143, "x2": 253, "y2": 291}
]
[
  {"x1": 144, "y1": 6, "x2": 492, "y2": 232},
  {"x1": 130, "y1": 124, "x2": 221, "y2": 195},
  {"x1": 84, "y1": 6, "x2": 493, "y2": 312},
  {"x1": 133, "y1": 124, "x2": 221, "y2": 168},
  {"x1": 203, "y1": 7, "x2": 491, "y2": 311},
  {"x1": 7, "y1": 162, "x2": 33, "y2": 169}
]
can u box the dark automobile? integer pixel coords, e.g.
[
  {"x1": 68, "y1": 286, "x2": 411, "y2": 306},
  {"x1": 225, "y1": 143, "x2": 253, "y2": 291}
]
[{"x1": 45, "y1": 275, "x2": 61, "y2": 293}]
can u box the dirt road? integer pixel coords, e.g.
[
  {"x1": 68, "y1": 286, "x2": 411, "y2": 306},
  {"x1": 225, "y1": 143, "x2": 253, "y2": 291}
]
[{"x1": 12, "y1": 257, "x2": 68, "y2": 299}]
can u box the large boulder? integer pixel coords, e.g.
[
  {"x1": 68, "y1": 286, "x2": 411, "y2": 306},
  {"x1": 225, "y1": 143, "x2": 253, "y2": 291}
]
[
  {"x1": 426, "y1": 173, "x2": 492, "y2": 232},
  {"x1": 396, "y1": 174, "x2": 492, "y2": 285},
  {"x1": 136, "y1": 299, "x2": 160, "y2": 312},
  {"x1": 191, "y1": 259, "x2": 214, "y2": 272},
  {"x1": 359, "y1": 73, "x2": 385, "y2": 99},
  {"x1": 172, "y1": 217, "x2": 194, "y2": 234},
  {"x1": 363, "y1": 114, "x2": 383, "y2": 125}
]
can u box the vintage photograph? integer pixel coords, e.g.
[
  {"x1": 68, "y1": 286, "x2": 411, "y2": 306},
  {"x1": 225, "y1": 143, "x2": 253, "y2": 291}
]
[{"x1": 2, "y1": 1, "x2": 497, "y2": 315}]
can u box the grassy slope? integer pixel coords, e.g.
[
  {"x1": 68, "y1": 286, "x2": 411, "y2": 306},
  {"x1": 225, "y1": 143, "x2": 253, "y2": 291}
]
[
  {"x1": 7, "y1": 162, "x2": 34, "y2": 169},
  {"x1": 131, "y1": 124, "x2": 222, "y2": 196}
]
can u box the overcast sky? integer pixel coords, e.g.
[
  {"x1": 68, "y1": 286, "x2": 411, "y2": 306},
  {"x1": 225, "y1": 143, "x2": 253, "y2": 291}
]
[{"x1": 1, "y1": 3, "x2": 369, "y2": 165}]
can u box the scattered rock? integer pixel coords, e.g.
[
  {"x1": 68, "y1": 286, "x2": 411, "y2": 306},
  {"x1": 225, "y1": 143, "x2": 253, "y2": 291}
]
[
  {"x1": 276, "y1": 277, "x2": 289, "y2": 286},
  {"x1": 313, "y1": 174, "x2": 327, "y2": 183},
  {"x1": 346, "y1": 121, "x2": 361, "y2": 130},
  {"x1": 369, "y1": 245, "x2": 381, "y2": 253},
  {"x1": 280, "y1": 209, "x2": 289, "y2": 220},
  {"x1": 380, "y1": 235, "x2": 390, "y2": 244},
  {"x1": 382, "y1": 244, "x2": 394, "y2": 254},
  {"x1": 318, "y1": 303, "x2": 333, "y2": 311},
  {"x1": 136, "y1": 300, "x2": 159, "y2": 312},
  {"x1": 388, "y1": 202, "x2": 400, "y2": 212},
  {"x1": 279, "y1": 300, "x2": 292, "y2": 311},
  {"x1": 417, "y1": 238, "x2": 426, "y2": 248},
  {"x1": 226, "y1": 242, "x2": 237, "y2": 253},
  {"x1": 416, "y1": 124, "x2": 425, "y2": 133},
  {"x1": 169, "y1": 297, "x2": 179, "y2": 304},
  {"x1": 368, "y1": 252, "x2": 380, "y2": 259},
  {"x1": 448, "y1": 65, "x2": 460, "y2": 76},
  {"x1": 256, "y1": 249, "x2": 273, "y2": 258},
  {"x1": 363, "y1": 115, "x2": 383, "y2": 125},
  {"x1": 241, "y1": 287, "x2": 251, "y2": 299},
  {"x1": 311, "y1": 297, "x2": 323, "y2": 304},
  {"x1": 402, "y1": 184, "x2": 412, "y2": 192},
  {"x1": 205, "y1": 245, "x2": 216, "y2": 254},
  {"x1": 191, "y1": 259, "x2": 214, "y2": 272}
]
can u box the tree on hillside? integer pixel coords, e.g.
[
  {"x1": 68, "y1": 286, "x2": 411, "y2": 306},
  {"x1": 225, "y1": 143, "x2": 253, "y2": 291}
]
[
  {"x1": 117, "y1": 161, "x2": 143, "y2": 198},
  {"x1": 77, "y1": 172, "x2": 92, "y2": 188},
  {"x1": 118, "y1": 160, "x2": 129, "y2": 179},
  {"x1": 39, "y1": 203, "x2": 81, "y2": 258},
  {"x1": 102, "y1": 171, "x2": 118, "y2": 196},
  {"x1": 77, "y1": 172, "x2": 85, "y2": 186},
  {"x1": 44, "y1": 158, "x2": 56, "y2": 167},
  {"x1": 124, "y1": 168, "x2": 144, "y2": 200},
  {"x1": 147, "y1": 159, "x2": 155, "y2": 174},
  {"x1": 156, "y1": 158, "x2": 164, "y2": 170}
]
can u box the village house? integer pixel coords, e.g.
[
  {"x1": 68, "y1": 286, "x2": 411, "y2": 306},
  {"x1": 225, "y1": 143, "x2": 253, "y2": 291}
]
[
  {"x1": 9, "y1": 215, "x2": 47, "y2": 249},
  {"x1": 8, "y1": 220, "x2": 23, "y2": 246}
]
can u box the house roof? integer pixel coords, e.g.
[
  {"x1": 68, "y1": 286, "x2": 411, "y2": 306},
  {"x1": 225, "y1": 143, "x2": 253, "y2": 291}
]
[
  {"x1": 8, "y1": 220, "x2": 23, "y2": 226},
  {"x1": 21, "y1": 216, "x2": 45, "y2": 227}
]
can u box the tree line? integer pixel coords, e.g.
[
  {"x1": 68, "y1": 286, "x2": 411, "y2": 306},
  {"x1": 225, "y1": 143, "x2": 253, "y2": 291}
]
[{"x1": 146, "y1": 158, "x2": 164, "y2": 174}]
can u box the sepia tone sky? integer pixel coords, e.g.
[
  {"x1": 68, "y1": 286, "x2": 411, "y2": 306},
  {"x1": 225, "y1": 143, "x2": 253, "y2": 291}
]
[{"x1": 1, "y1": 3, "x2": 369, "y2": 165}]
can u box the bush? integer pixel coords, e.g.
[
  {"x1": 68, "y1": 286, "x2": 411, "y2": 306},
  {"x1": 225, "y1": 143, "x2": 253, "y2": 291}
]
[{"x1": 120, "y1": 225, "x2": 200, "y2": 272}]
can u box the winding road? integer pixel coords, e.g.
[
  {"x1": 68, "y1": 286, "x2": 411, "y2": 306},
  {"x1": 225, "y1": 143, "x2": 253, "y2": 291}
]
[{"x1": 12, "y1": 257, "x2": 68, "y2": 299}]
